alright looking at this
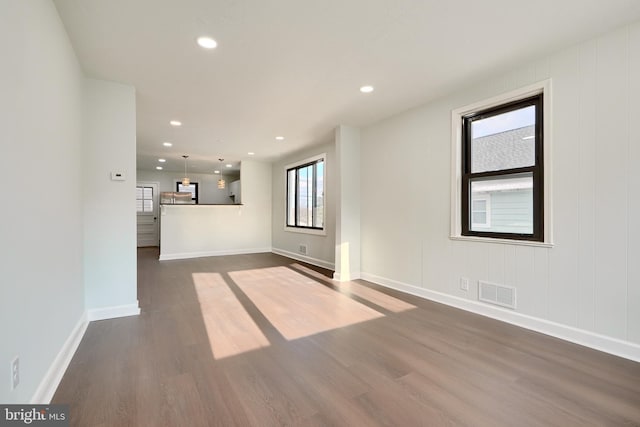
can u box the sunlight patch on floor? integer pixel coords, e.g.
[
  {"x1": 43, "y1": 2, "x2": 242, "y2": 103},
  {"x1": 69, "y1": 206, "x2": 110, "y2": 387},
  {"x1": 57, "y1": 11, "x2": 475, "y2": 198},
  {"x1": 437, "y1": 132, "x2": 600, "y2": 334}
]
[
  {"x1": 192, "y1": 272, "x2": 270, "y2": 359},
  {"x1": 229, "y1": 267, "x2": 384, "y2": 340},
  {"x1": 333, "y1": 281, "x2": 416, "y2": 313},
  {"x1": 289, "y1": 263, "x2": 417, "y2": 313}
]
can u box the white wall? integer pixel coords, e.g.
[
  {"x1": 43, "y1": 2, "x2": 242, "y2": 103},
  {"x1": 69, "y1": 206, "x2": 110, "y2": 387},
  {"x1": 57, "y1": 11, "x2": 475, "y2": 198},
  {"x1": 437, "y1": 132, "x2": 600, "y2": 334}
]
[
  {"x1": 360, "y1": 21, "x2": 640, "y2": 354},
  {"x1": 334, "y1": 126, "x2": 361, "y2": 281},
  {"x1": 272, "y1": 143, "x2": 336, "y2": 269},
  {"x1": 159, "y1": 160, "x2": 271, "y2": 259},
  {"x1": 83, "y1": 79, "x2": 139, "y2": 313},
  {"x1": 136, "y1": 169, "x2": 240, "y2": 204},
  {"x1": 0, "y1": 1, "x2": 85, "y2": 403}
]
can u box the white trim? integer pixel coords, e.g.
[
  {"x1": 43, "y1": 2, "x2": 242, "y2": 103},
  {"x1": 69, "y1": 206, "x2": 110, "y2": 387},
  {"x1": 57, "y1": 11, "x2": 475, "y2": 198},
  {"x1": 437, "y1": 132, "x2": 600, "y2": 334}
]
[
  {"x1": 360, "y1": 272, "x2": 640, "y2": 363},
  {"x1": 87, "y1": 302, "x2": 141, "y2": 321},
  {"x1": 272, "y1": 248, "x2": 335, "y2": 271},
  {"x1": 449, "y1": 235, "x2": 554, "y2": 248},
  {"x1": 333, "y1": 271, "x2": 361, "y2": 281},
  {"x1": 159, "y1": 247, "x2": 272, "y2": 261},
  {"x1": 31, "y1": 312, "x2": 88, "y2": 404},
  {"x1": 284, "y1": 226, "x2": 327, "y2": 236},
  {"x1": 450, "y1": 79, "x2": 553, "y2": 245}
]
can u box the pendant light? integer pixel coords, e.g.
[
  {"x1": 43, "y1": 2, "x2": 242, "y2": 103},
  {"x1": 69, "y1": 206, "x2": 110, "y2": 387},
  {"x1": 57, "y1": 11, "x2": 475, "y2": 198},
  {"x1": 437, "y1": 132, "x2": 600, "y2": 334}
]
[
  {"x1": 182, "y1": 155, "x2": 190, "y2": 186},
  {"x1": 217, "y1": 158, "x2": 226, "y2": 189}
]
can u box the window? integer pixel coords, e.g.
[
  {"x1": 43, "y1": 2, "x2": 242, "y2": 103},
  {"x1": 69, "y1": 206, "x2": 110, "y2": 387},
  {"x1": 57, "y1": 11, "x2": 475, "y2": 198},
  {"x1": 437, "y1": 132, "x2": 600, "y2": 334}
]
[
  {"x1": 451, "y1": 81, "x2": 551, "y2": 245},
  {"x1": 471, "y1": 193, "x2": 491, "y2": 229},
  {"x1": 176, "y1": 182, "x2": 198, "y2": 204},
  {"x1": 136, "y1": 186, "x2": 154, "y2": 213},
  {"x1": 462, "y1": 95, "x2": 543, "y2": 241},
  {"x1": 286, "y1": 155, "x2": 325, "y2": 232}
]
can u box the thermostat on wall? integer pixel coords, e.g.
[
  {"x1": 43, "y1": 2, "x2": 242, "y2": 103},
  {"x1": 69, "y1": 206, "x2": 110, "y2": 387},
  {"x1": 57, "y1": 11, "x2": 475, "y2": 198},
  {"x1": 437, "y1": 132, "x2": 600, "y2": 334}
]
[{"x1": 111, "y1": 171, "x2": 126, "y2": 181}]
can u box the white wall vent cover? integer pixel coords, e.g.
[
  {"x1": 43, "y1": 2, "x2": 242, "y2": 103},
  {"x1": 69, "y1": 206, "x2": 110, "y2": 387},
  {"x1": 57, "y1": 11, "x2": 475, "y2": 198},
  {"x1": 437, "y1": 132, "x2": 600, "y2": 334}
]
[
  {"x1": 478, "y1": 281, "x2": 516, "y2": 309},
  {"x1": 298, "y1": 244, "x2": 308, "y2": 255}
]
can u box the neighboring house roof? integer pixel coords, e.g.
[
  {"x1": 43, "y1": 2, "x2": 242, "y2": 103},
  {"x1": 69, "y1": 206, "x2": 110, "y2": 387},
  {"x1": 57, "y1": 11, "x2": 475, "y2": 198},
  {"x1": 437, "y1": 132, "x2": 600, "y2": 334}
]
[
  {"x1": 471, "y1": 125, "x2": 535, "y2": 193},
  {"x1": 472, "y1": 125, "x2": 535, "y2": 173}
]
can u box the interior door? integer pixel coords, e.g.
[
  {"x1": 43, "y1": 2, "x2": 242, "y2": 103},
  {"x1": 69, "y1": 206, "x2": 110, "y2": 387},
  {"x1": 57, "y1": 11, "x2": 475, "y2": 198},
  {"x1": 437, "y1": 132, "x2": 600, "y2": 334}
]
[{"x1": 136, "y1": 182, "x2": 159, "y2": 247}]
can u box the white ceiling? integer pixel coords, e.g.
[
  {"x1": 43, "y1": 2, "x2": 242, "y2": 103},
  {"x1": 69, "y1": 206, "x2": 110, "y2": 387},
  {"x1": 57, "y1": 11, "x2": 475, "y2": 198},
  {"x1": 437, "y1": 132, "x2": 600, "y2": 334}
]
[{"x1": 54, "y1": 0, "x2": 640, "y2": 174}]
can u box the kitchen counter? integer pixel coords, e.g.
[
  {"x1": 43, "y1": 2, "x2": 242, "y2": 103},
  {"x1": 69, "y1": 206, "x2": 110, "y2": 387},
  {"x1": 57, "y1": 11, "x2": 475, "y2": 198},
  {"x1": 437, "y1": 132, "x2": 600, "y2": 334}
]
[{"x1": 158, "y1": 204, "x2": 270, "y2": 260}]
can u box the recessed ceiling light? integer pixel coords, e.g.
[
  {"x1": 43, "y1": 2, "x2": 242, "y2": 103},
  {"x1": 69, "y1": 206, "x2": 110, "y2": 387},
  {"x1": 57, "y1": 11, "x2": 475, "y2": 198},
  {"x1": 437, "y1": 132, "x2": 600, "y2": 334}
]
[
  {"x1": 170, "y1": 120, "x2": 182, "y2": 126},
  {"x1": 196, "y1": 36, "x2": 218, "y2": 49},
  {"x1": 163, "y1": 142, "x2": 173, "y2": 147},
  {"x1": 248, "y1": 152, "x2": 255, "y2": 155},
  {"x1": 214, "y1": 170, "x2": 220, "y2": 174},
  {"x1": 275, "y1": 136, "x2": 284, "y2": 141},
  {"x1": 360, "y1": 85, "x2": 374, "y2": 93},
  {"x1": 158, "y1": 158, "x2": 166, "y2": 162},
  {"x1": 226, "y1": 164, "x2": 233, "y2": 168},
  {"x1": 156, "y1": 166, "x2": 163, "y2": 170}
]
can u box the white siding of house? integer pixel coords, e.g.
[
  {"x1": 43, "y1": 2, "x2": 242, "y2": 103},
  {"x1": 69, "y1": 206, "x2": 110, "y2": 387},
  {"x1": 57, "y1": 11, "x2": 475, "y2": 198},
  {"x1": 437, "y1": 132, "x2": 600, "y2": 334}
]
[{"x1": 490, "y1": 189, "x2": 533, "y2": 234}]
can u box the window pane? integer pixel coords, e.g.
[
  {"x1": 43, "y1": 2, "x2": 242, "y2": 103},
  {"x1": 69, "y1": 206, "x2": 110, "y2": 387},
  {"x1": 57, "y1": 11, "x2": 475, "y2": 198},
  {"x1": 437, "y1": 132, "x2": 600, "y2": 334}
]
[
  {"x1": 143, "y1": 200, "x2": 153, "y2": 212},
  {"x1": 470, "y1": 173, "x2": 533, "y2": 234},
  {"x1": 472, "y1": 199, "x2": 486, "y2": 212},
  {"x1": 472, "y1": 211, "x2": 486, "y2": 224},
  {"x1": 297, "y1": 165, "x2": 313, "y2": 227},
  {"x1": 143, "y1": 187, "x2": 153, "y2": 199},
  {"x1": 313, "y1": 161, "x2": 324, "y2": 228},
  {"x1": 287, "y1": 169, "x2": 296, "y2": 226},
  {"x1": 136, "y1": 200, "x2": 143, "y2": 212},
  {"x1": 177, "y1": 183, "x2": 196, "y2": 200},
  {"x1": 136, "y1": 187, "x2": 143, "y2": 199},
  {"x1": 471, "y1": 105, "x2": 536, "y2": 173}
]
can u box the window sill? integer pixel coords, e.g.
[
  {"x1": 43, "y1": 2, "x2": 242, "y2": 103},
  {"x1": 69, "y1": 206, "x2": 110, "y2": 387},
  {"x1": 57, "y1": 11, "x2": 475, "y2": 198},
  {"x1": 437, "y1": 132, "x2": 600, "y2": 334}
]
[
  {"x1": 449, "y1": 235, "x2": 553, "y2": 248},
  {"x1": 284, "y1": 226, "x2": 326, "y2": 236}
]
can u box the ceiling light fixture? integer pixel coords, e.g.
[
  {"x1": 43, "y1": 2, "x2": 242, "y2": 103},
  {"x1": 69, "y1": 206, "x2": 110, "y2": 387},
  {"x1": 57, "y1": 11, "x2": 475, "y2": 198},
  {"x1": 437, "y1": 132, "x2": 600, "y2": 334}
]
[
  {"x1": 158, "y1": 158, "x2": 166, "y2": 162},
  {"x1": 197, "y1": 36, "x2": 218, "y2": 49},
  {"x1": 248, "y1": 152, "x2": 255, "y2": 155},
  {"x1": 170, "y1": 120, "x2": 182, "y2": 127},
  {"x1": 275, "y1": 136, "x2": 284, "y2": 141},
  {"x1": 360, "y1": 85, "x2": 374, "y2": 93},
  {"x1": 156, "y1": 166, "x2": 163, "y2": 170},
  {"x1": 226, "y1": 164, "x2": 233, "y2": 168},
  {"x1": 217, "y1": 159, "x2": 226, "y2": 189},
  {"x1": 182, "y1": 155, "x2": 190, "y2": 186},
  {"x1": 163, "y1": 142, "x2": 173, "y2": 147}
]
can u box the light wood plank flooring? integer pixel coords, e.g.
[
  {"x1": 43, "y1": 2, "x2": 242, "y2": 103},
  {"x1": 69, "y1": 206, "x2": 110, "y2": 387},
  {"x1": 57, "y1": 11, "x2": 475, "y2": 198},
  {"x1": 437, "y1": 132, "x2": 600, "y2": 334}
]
[{"x1": 52, "y1": 248, "x2": 640, "y2": 426}]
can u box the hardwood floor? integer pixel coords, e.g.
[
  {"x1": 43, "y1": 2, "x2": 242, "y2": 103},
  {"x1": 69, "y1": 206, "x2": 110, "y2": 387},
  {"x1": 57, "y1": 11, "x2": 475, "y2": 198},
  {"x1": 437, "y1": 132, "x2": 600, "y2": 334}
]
[{"x1": 52, "y1": 248, "x2": 640, "y2": 426}]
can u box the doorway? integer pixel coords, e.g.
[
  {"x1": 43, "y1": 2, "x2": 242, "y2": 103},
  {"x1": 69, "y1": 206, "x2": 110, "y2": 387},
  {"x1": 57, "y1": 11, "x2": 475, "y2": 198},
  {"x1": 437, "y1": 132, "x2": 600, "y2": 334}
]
[{"x1": 136, "y1": 181, "x2": 159, "y2": 247}]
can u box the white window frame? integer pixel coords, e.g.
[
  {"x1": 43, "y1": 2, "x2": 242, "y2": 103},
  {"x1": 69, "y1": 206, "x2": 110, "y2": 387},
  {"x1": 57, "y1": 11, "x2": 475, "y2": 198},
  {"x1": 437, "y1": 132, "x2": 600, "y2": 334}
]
[
  {"x1": 136, "y1": 185, "x2": 155, "y2": 215},
  {"x1": 471, "y1": 193, "x2": 491, "y2": 229},
  {"x1": 284, "y1": 153, "x2": 326, "y2": 236},
  {"x1": 450, "y1": 80, "x2": 553, "y2": 247}
]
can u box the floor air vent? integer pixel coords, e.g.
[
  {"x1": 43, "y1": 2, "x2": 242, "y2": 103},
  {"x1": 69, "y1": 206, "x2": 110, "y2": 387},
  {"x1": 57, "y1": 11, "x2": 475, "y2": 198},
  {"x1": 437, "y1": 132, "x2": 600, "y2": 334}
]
[{"x1": 478, "y1": 281, "x2": 516, "y2": 309}]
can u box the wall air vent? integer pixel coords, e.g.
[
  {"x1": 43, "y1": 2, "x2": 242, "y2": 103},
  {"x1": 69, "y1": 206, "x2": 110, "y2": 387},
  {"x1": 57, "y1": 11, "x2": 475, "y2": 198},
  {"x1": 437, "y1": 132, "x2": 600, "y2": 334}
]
[
  {"x1": 298, "y1": 244, "x2": 308, "y2": 255},
  {"x1": 478, "y1": 281, "x2": 516, "y2": 309}
]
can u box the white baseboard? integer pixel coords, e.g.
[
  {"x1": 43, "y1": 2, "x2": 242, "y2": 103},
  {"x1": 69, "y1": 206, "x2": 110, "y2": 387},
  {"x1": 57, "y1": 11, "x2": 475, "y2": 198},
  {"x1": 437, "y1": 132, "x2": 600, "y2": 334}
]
[
  {"x1": 360, "y1": 272, "x2": 640, "y2": 363},
  {"x1": 87, "y1": 302, "x2": 141, "y2": 321},
  {"x1": 333, "y1": 271, "x2": 362, "y2": 282},
  {"x1": 31, "y1": 312, "x2": 88, "y2": 404},
  {"x1": 159, "y1": 247, "x2": 272, "y2": 261},
  {"x1": 272, "y1": 248, "x2": 335, "y2": 271}
]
